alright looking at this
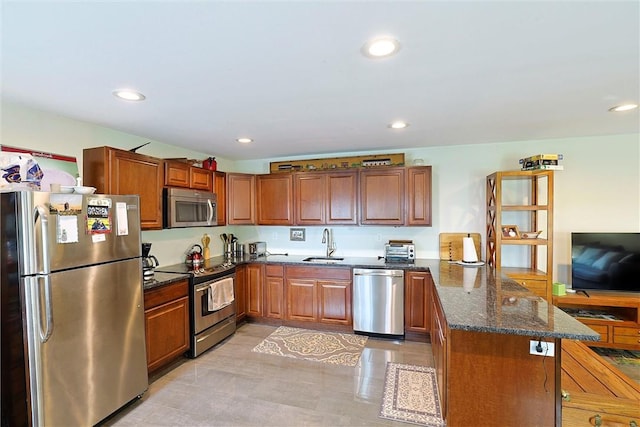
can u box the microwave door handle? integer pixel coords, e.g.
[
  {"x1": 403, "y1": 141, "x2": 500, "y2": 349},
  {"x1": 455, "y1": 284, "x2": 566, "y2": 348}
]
[{"x1": 207, "y1": 199, "x2": 214, "y2": 224}]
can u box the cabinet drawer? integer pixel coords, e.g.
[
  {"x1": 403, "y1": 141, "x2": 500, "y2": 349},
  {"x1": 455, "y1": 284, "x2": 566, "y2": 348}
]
[
  {"x1": 612, "y1": 334, "x2": 640, "y2": 346},
  {"x1": 584, "y1": 323, "x2": 609, "y2": 343},
  {"x1": 144, "y1": 280, "x2": 189, "y2": 309},
  {"x1": 563, "y1": 406, "x2": 639, "y2": 427},
  {"x1": 285, "y1": 266, "x2": 351, "y2": 280},
  {"x1": 614, "y1": 326, "x2": 640, "y2": 337},
  {"x1": 265, "y1": 264, "x2": 284, "y2": 277}
]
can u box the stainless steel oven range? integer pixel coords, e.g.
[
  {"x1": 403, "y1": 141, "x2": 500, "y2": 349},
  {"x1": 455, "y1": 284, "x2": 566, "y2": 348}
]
[{"x1": 157, "y1": 261, "x2": 236, "y2": 358}]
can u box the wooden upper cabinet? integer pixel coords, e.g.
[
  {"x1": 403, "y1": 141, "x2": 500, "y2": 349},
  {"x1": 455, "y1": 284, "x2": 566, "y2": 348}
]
[
  {"x1": 294, "y1": 171, "x2": 357, "y2": 225},
  {"x1": 83, "y1": 146, "x2": 163, "y2": 230},
  {"x1": 406, "y1": 166, "x2": 432, "y2": 226},
  {"x1": 227, "y1": 173, "x2": 256, "y2": 225},
  {"x1": 256, "y1": 174, "x2": 293, "y2": 225},
  {"x1": 164, "y1": 160, "x2": 212, "y2": 191},
  {"x1": 359, "y1": 167, "x2": 405, "y2": 225},
  {"x1": 214, "y1": 171, "x2": 226, "y2": 225},
  {"x1": 327, "y1": 172, "x2": 358, "y2": 224},
  {"x1": 294, "y1": 173, "x2": 326, "y2": 224},
  {"x1": 189, "y1": 167, "x2": 213, "y2": 191}
]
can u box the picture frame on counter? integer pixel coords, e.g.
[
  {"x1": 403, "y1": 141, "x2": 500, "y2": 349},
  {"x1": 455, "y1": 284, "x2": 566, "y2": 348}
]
[
  {"x1": 501, "y1": 225, "x2": 520, "y2": 239},
  {"x1": 290, "y1": 228, "x2": 306, "y2": 241}
]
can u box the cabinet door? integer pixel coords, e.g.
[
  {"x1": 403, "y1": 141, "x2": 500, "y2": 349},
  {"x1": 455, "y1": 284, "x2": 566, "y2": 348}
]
[
  {"x1": 406, "y1": 166, "x2": 432, "y2": 226},
  {"x1": 431, "y1": 290, "x2": 447, "y2": 415},
  {"x1": 265, "y1": 276, "x2": 285, "y2": 319},
  {"x1": 214, "y1": 171, "x2": 226, "y2": 225},
  {"x1": 327, "y1": 172, "x2": 358, "y2": 224},
  {"x1": 359, "y1": 168, "x2": 405, "y2": 225},
  {"x1": 294, "y1": 173, "x2": 326, "y2": 225},
  {"x1": 235, "y1": 264, "x2": 247, "y2": 322},
  {"x1": 111, "y1": 149, "x2": 163, "y2": 230},
  {"x1": 144, "y1": 296, "x2": 189, "y2": 373},
  {"x1": 190, "y1": 167, "x2": 213, "y2": 191},
  {"x1": 164, "y1": 161, "x2": 189, "y2": 188},
  {"x1": 286, "y1": 278, "x2": 317, "y2": 322},
  {"x1": 257, "y1": 174, "x2": 293, "y2": 225},
  {"x1": 405, "y1": 271, "x2": 431, "y2": 333},
  {"x1": 227, "y1": 173, "x2": 256, "y2": 225},
  {"x1": 246, "y1": 264, "x2": 263, "y2": 317},
  {"x1": 318, "y1": 280, "x2": 351, "y2": 325}
]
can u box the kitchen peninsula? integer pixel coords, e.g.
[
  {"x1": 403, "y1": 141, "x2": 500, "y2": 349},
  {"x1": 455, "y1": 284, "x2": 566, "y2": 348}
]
[{"x1": 157, "y1": 255, "x2": 598, "y2": 426}]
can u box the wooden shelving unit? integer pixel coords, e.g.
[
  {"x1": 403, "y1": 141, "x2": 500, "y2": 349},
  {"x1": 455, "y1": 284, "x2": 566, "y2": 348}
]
[{"x1": 486, "y1": 170, "x2": 554, "y2": 301}]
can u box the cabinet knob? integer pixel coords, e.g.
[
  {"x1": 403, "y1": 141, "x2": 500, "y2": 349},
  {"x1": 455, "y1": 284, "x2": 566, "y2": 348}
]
[
  {"x1": 629, "y1": 421, "x2": 637, "y2": 427},
  {"x1": 591, "y1": 414, "x2": 602, "y2": 427}
]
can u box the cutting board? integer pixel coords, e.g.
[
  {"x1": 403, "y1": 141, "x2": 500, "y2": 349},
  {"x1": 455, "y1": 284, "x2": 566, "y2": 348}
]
[{"x1": 439, "y1": 233, "x2": 482, "y2": 261}]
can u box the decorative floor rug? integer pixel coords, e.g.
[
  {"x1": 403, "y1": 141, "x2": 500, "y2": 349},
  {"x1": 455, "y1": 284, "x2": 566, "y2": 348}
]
[
  {"x1": 251, "y1": 326, "x2": 367, "y2": 367},
  {"x1": 379, "y1": 363, "x2": 445, "y2": 427}
]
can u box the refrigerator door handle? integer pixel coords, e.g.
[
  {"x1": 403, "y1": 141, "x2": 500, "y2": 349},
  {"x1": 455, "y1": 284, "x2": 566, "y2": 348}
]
[
  {"x1": 34, "y1": 204, "x2": 51, "y2": 274},
  {"x1": 39, "y1": 275, "x2": 54, "y2": 342},
  {"x1": 34, "y1": 204, "x2": 54, "y2": 342}
]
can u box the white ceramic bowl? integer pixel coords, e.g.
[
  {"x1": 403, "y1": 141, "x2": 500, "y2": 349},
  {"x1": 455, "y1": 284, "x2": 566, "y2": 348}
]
[
  {"x1": 60, "y1": 186, "x2": 75, "y2": 194},
  {"x1": 73, "y1": 186, "x2": 96, "y2": 194}
]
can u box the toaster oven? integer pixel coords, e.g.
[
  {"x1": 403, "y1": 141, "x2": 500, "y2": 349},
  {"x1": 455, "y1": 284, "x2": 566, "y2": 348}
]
[{"x1": 384, "y1": 242, "x2": 415, "y2": 263}]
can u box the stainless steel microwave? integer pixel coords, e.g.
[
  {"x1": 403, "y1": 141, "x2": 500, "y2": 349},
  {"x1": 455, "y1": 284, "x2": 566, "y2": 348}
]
[{"x1": 163, "y1": 187, "x2": 217, "y2": 228}]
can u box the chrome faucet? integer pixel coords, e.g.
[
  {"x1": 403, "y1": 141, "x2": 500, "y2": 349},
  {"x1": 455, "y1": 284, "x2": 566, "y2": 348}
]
[{"x1": 322, "y1": 228, "x2": 336, "y2": 257}]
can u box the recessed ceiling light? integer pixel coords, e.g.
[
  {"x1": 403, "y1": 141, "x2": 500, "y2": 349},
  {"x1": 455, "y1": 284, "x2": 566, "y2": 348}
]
[
  {"x1": 362, "y1": 37, "x2": 401, "y2": 58},
  {"x1": 389, "y1": 121, "x2": 409, "y2": 129},
  {"x1": 609, "y1": 103, "x2": 638, "y2": 112},
  {"x1": 237, "y1": 138, "x2": 253, "y2": 144},
  {"x1": 112, "y1": 90, "x2": 146, "y2": 101}
]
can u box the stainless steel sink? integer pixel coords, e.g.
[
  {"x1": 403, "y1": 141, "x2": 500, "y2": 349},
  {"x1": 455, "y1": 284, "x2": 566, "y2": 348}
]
[{"x1": 302, "y1": 256, "x2": 344, "y2": 262}]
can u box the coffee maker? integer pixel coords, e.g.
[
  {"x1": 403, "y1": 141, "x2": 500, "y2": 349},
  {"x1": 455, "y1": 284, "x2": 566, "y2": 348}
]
[{"x1": 142, "y1": 242, "x2": 159, "y2": 281}]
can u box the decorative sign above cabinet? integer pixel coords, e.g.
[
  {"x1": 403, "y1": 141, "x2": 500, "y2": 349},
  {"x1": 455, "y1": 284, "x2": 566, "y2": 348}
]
[{"x1": 270, "y1": 153, "x2": 405, "y2": 173}]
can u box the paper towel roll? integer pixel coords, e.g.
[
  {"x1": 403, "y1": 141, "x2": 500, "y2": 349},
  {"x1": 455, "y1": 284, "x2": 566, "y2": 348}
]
[
  {"x1": 463, "y1": 267, "x2": 478, "y2": 292},
  {"x1": 462, "y1": 235, "x2": 478, "y2": 263}
]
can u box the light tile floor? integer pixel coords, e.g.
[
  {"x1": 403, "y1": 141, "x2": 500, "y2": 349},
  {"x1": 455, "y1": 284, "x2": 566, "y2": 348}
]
[{"x1": 102, "y1": 323, "x2": 433, "y2": 427}]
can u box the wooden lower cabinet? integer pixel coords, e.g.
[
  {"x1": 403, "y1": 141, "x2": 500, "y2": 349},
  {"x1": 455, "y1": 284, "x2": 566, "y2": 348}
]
[
  {"x1": 431, "y1": 282, "x2": 558, "y2": 426},
  {"x1": 143, "y1": 280, "x2": 189, "y2": 373},
  {"x1": 285, "y1": 266, "x2": 352, "y2": 325},
  {"x1": 265, "y1": 265, "x2": 285, "y2": 319},
  {"x1": 235, "y1": 264, "x2": 247, "y2": 322},
  {"x1": 405, "y1": 271, "x2": 431, "y2": 337},
  {"x1": 430, "y1": 284, "x2": 447, "y2": 415},
  {"x1": 287, "y1": 278, "x2": 317, "y2": 321},
  {"x1": 318, "y1": 280, "x2": 351, "y2": 324},
  {"x1": 246, "y1": 264, "x2": 263, "y2": 317}
]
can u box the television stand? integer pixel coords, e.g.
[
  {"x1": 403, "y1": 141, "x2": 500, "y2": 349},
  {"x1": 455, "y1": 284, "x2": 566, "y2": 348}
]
[{"x1": 553, "y1": 291, "x2": 640, "y2": 350}]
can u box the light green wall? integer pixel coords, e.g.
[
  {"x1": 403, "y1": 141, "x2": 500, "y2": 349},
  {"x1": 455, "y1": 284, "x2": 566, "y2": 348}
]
[{"x1": 2, "y1": 100, "x2": 639, "y2": 284}]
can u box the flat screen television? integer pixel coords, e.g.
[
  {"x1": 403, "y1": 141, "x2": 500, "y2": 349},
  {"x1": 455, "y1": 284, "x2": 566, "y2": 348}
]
[{"x1": 571, "y1": 232, "x2": 640, "y2": 293}]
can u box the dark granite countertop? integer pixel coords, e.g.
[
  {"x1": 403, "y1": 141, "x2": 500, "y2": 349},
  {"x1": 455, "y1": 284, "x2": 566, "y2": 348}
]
[
  {"x1": 156, "y1": 254, "x2": 598, "y2": 341},
  {"x1": 143, "y1": 271, "x2": 191, "y2": 291},
  {"x1": 426, "y1": 260, "x2": 599, "y2": 340}
]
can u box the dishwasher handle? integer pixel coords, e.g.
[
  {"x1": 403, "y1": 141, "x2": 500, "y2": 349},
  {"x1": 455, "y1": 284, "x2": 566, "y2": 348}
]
[{"x1": 353, "y1": 268, "x2": 404, "y2": 278}]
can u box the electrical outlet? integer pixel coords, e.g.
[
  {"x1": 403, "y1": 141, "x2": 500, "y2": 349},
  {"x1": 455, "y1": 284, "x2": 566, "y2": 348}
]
[
  {"x1": 272, "y1": 232, "x2": 278, "y2": 241},
  {"x1": 376, "y1": 234, "x2": 382, "y2": 242},
  {"x1": 529, "y1": 340, "x2": 555, "y2": 357}
]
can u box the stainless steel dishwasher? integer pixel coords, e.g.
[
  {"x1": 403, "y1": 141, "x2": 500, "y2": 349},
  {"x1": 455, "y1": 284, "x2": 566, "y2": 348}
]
[{"x1": 352, "y1": 268, "x2": 404, "y2": 338}]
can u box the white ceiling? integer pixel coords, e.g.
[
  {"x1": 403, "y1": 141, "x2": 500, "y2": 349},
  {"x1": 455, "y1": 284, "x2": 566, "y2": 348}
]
[{"x1": 2, "y1": 1, "x2": 639, "y2": 160}]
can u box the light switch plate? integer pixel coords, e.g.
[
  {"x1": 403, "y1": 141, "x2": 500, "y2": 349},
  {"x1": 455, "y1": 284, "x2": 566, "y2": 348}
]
[{"x1": 529, "y1": 340, "x2": 555, "y2": 357}]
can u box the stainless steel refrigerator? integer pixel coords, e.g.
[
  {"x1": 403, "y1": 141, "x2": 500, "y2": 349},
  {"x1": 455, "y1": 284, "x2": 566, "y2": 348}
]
[{"x1": 0, "y1": 191, "x2": 148, "y2": 426}]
